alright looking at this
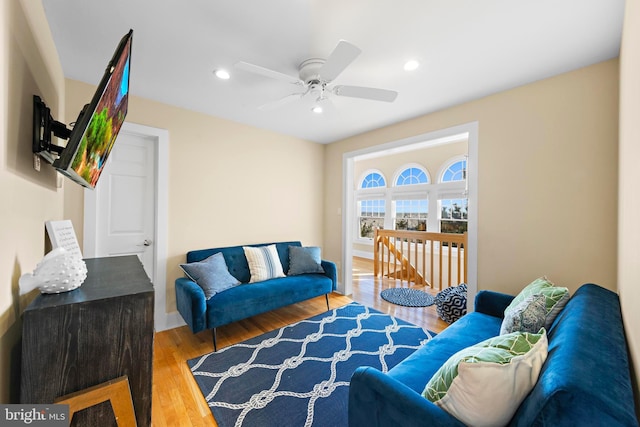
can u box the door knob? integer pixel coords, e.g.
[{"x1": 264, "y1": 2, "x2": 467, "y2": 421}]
[{"x1": 138, "y1": 239, "x2": 152, "y2": 247}]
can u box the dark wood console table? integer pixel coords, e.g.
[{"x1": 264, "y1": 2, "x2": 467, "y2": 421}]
[{"x1": 20, "y1": 255, "x2": 154, "y2": 426}]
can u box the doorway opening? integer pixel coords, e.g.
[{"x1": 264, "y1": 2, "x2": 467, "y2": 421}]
[{"x1": 341, "y1": 122, "x2": 478, "y2": 310}]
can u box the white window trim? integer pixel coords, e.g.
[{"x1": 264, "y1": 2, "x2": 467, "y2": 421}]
[
  {"x1": 355, "y1": 187, "x2": 387, "y2": 201},
  {"x1": 391, "y1": 184, "x2": 429, "y2": 200},
  {"x1": 437, "y1": 181, "x2": 467, "y2": 200}
]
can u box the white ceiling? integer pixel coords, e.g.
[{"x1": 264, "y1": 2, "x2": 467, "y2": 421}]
[{"x1": 42, "y1": 0, "x2": 624, "y2": 144}]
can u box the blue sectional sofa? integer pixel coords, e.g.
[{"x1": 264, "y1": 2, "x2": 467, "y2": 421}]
[
  {"x1": 176, "y1": 241, "x2": 337, "y2": 351},
  {"x1": 349, "y1": 284, "x2": 639, "y2": 426}
]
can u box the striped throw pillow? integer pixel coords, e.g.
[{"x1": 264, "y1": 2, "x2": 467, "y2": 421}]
[{"x1": 243, "y1": 245, "x2": 286, "y2": 283}]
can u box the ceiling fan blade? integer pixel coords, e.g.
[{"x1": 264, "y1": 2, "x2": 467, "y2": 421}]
[
  {"x1": 333, "y1": 85, "x2": 398, "y2": 102},
  {"x1": 318, "y1": 40, "x2": 362, "y2": 82},
  {"x1": 235, "y1": 61, "x2": 301, "y2": 85},
  {"x1": 258, "y1": 93, "x2": 302, "y2": 111}
]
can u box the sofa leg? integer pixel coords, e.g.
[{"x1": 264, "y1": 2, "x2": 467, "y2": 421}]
[
  {"x1": 325, "y1": 294, "x2": 330, "y2": 311},
  {"x1": 212, "y1": 328, "x2": 217, "y2": 352}
]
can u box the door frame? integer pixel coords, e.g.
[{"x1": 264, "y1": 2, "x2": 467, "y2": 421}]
[
  {"x1": 341, "y1": 121, "x2": 479, "y2": 310},
  {"x1": 83, "y1": 122, "x2": 176, "y2": 331}
]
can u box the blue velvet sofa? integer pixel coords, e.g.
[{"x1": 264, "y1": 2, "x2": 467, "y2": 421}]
[
  {"x1": 176, "y1": 241, "x2": 337, "y2": 351},
  {"x1": 349, "y1": 284, "x2": 639, "y2": 426}
]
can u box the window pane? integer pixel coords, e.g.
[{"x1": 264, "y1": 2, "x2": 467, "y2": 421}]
[
  {"x1": 442, "y1": 160, "x2": 467, "y2": 182},
  {"x1": 361, "y1": 172, "x2": 386, "y2": 188},
  {"x1": 440, "y1": 220, "x2": 468, "y2": 234},
  {"x1": 359, "y1": 199, "x2": 385, "y2": 238},
  {"x1": 396, "y1": 167, "x2": 428, "y2": 186},
  {"x1": 439, "y1": 198, "x2": 468, "y2": 234},
  {"x1": 360, "y1": 199, "x2": 385, "y2": 217},
  {"x1": 359, "y1": 218, "x2": 384, "y2": 238},
  {"x1": 395, "y1": 199, "x2": 427, "y2": 231}
]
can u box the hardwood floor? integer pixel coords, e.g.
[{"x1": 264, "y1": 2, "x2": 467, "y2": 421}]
[
  {"x1": 350, "y1": 257, "x2": 450, "y2": 333},
  {"x1": 151, "y1": 257, "x2": 448, "y2": 426}
]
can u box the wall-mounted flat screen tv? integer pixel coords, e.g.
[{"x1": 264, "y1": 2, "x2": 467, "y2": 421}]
[{"x1": 53, "y1": 29, "x2": 133, "y2": 189}]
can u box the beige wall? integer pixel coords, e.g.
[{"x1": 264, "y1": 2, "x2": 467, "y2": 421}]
[
  {"x1": 325, "y1": 59, "x2": 619, "y2": 297},
  {"x1": 618, "y1": 0, "x2": 640, "y2": 408},
  {"x1": 65, "y1": 79, "x2": 325, "y2": 314},
  {"x1": 0, "y1": 1, "x2": 66, "y2": 402}
]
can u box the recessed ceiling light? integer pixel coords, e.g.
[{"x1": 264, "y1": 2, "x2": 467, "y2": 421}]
[
  {"x1": 214, "y1": 69, "x2": 230, "y2": 80},
  {"x1": 311, "y1": 106, "x2": 323, "y2": 114},
  {"x1": 403, "y1": 60, "x2": 420, "y2": 71}
]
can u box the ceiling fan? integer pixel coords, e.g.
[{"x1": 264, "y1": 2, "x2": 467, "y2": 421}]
[{"x1": 234, "y1": 40, "x2": 398, "y2": 111}]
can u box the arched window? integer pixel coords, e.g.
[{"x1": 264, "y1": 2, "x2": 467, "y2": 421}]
[
  {"x1": 360, "y1": 172, "x2": 386, "y2": 188},
  {"x1": 441, "y1": 159, "x2": 467, "y2": 182},
  {"x1": 357, "y1": 171, "x2": 386, "y2": 239},
  {"x1": 395, "y1": 167, "x2": 428, "y2": 186},
  {"x1": 393, "y1": 166, "x2": 429, "y2": 231}
]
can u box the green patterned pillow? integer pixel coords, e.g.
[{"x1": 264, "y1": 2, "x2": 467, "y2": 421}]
[
  {"x1": 500, "y1": 294, "x2": 547, "y2": 335},
  {"x1": 423, "y1": 330, "x2": 548, "y2": 427},
  {"x1": 504, "y1": 276, "x2": 570, "y2": 329}
]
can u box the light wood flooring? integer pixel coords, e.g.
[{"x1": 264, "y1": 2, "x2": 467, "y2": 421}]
[{"x1": 151, "y1": 257, "x2": 449, "y2": 426}]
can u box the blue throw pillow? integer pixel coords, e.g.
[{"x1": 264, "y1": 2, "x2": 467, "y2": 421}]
[
  {"x1": 180, "y1": 252, "x2": 240, "y2": 299},
  {"x1": 288, "y1": 246, "x2": 325, "y2": 275}
]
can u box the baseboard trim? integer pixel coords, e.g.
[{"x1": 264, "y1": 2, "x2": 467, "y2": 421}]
[{"x1": 155, "y1": 311, "x2": 186, "y2": 332}]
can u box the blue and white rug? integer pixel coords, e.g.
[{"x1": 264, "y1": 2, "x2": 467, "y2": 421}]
[
  {"x1": 188, "y1": 302, "x2": 435, "y2": 427},
  {"x1": 380, "y1": 287, "x2": 435, "y2": 307}
]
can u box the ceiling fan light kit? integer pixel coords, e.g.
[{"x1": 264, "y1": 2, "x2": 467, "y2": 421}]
[
  {"x1": 403, "y1": 60, "x2": 420, "y2": 71},
  {"x1": 214, "y1": 69, "x2": 230, "y2": 80},
  {"x1": 235, "y1": 40, "x2": 399, "y2": 112}
]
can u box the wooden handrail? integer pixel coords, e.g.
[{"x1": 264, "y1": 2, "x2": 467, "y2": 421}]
[{"x1": 373, "y1": 229, "x2": 467, "y2": 290}]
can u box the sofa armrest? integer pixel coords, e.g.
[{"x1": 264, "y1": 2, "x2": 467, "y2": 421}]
[
  {"x1": 474, "y1": 290, "x2": 514, "y2": 318},
  {"x1": 348, "y1": 367, "x2": 465, "y2": 427},
  {"x1": 321, "y1": 260, "x2": 337, "y2": 291},
  {"x1": 175, "y1": 277, "x2": 208, "y2": 333}
]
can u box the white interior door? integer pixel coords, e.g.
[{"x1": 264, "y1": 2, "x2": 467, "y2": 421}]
[
  {"x1": 93, "y1": 132, "x2": 156, "y2": 281},
  {"x1": 84, "y1": 122, "x2": 177, "y2": 332}
]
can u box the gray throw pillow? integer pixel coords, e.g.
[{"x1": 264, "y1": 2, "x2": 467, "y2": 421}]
[
  {"x1": 500, "y1": 294, "x2": 547, "y2": 335},
  {"x1": 288, "y1": 246, "x2": 325, "y2": 275},
  {"x1": 180, "y1": 252, "x2": 240, "y2": 299}
]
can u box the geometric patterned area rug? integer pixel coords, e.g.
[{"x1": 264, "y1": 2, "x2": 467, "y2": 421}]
[
  {"x1": 380, "y1": 288, "x2": 435, "y2": 307},
  {"x1": 188, "y1": 302, "x2": 436, "y2": 427}
]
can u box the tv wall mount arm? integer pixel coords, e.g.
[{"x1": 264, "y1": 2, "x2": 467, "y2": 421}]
[{"x1": 32, "y1": 95, "x2": 73, "y2": 164}]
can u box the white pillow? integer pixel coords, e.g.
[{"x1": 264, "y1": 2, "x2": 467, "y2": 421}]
[
  {"x1": 243, "y1": 244, "x2": 285, "y2": 283},
  {"x1": 423, "y1": 330, "x2": 548, "y2": 427}
]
